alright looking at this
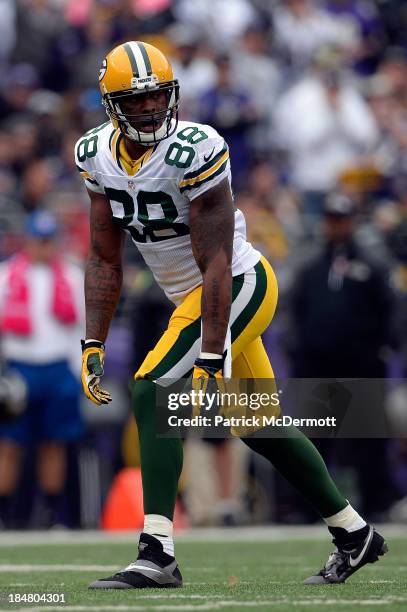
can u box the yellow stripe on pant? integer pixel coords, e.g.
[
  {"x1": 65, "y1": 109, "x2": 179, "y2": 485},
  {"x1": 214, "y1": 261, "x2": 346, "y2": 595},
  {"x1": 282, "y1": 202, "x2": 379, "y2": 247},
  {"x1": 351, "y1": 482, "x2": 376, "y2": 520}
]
[
  {"x1": 134, "y1": 256, "x2": 280, "y2": 435},
  {"x1": 134, "y1": 283, "x2": 203, "y2": 380}
]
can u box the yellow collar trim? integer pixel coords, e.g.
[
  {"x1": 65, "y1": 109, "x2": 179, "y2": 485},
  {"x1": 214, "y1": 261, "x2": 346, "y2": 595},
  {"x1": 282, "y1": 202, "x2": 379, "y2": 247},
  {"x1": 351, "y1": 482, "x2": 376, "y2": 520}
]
[{"x1": 118, "y1": 138, "x2": 154, "y2": 176}]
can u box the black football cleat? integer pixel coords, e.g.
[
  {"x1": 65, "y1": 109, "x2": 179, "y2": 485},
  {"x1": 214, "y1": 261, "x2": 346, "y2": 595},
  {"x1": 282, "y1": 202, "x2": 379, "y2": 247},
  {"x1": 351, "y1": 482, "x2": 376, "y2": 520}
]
[
  {"x1": 88, "y1": 533, "x2": 182, "y2": 589},
  {"x1": 304, "y1": 525, "x2": 388, "y2": 584}
]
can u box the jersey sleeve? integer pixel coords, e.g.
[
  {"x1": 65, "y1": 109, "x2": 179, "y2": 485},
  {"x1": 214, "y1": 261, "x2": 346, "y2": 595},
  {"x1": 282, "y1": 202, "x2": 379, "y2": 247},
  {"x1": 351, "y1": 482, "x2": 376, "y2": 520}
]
[
  {"x1": 179, "y1": 132, "x2": 231, "y2": 201},
  {"x1": 74, "y1": 136, "x2": 104, "y2": 194}
]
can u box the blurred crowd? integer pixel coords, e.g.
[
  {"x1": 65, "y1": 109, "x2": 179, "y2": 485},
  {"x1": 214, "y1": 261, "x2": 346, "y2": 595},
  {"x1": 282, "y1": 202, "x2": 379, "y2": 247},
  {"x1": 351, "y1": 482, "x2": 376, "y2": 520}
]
[{"x1": 0, "y1": 0, "x2": 407, "y2": 528}]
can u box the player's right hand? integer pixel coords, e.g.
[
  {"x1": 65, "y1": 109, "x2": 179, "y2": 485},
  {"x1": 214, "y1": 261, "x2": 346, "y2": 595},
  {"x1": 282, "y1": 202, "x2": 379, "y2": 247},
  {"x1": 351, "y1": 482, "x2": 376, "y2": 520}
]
[{"x1": 81, "y1": 339, "x2": 112, "y2": 405}]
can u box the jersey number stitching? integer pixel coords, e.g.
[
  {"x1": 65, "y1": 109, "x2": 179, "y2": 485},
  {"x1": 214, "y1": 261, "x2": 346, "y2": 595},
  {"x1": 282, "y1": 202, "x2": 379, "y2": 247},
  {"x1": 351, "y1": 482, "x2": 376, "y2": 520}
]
[
  {"x1": 164, "y1": 126, "x2": 208, "y2": 169},
  {"x1": 103, "y1": 126, "x2": 210, "y2": 240},
  {"x1": 104, "y1": 188, "x2": 189, "y2": 243},
  {"x1": 77, "y1": 135, "x2": 98, "y2": 162},
  {"x1": 76, "y1": 123, "x2": 108, "y2": 162}
]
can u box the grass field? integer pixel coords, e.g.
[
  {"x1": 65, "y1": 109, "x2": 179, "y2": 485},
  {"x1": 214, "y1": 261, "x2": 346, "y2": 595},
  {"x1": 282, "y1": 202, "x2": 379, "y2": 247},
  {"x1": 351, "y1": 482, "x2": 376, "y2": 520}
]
[{"x1": 0, "y1": 527, "x2": 405, "y2": 611}]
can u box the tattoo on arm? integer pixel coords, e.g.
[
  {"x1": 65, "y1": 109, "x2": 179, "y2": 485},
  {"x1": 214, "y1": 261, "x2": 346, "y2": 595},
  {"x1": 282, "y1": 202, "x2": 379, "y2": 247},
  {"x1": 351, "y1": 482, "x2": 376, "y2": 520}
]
[
  {"x1": 189, "y1": 178, "x2": 234, "y2": 354},
  {"x1": 85, "y1": 190, "x2": 124, "y2": 342}
]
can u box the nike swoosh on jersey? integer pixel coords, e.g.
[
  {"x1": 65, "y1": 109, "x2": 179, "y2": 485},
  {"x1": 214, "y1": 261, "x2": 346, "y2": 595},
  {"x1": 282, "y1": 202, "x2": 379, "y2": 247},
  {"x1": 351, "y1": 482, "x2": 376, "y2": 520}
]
[
  {"x1": 349, "y1": 526, "x2": 373, "y2": 567},
  {"x1": 203, "y1": 148, "x2": 215, "y2": 162}
]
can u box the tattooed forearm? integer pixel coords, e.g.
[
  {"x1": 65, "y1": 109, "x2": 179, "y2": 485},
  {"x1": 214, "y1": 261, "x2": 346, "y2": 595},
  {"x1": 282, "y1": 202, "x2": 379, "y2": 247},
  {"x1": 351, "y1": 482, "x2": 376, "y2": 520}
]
[
  {"x1": 189, "y1": 178, "x2": 234, "y2": 354},
  {"x1": 85, "y1": 189, "x2": 124, "y2": 342},
  {"x1": 199, "y1": 269, "x2": 232, "y2": 354},
  {"x1": 211, "y1": 277, "x2": 220, "y2": 326},
  {"x1": 85, "y1": 256, "x2": 122, "y2": 342},
  {"x1": 189, "y1": 178, "x2": 234, "y2": 274}
]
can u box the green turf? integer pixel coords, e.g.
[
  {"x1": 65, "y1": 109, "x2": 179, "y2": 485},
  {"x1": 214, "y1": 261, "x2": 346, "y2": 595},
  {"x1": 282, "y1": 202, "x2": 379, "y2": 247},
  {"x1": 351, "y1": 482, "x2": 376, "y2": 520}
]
[{"x1": 0, "y1": 534, "x2": 405, "y2": 611}]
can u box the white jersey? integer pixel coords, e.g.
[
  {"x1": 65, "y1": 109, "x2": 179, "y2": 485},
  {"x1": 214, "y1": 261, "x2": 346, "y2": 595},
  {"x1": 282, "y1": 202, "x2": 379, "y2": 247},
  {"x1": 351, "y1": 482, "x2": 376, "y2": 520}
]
[{"x1": 75, "y1": 120, "x2": 260, "y2": 305}]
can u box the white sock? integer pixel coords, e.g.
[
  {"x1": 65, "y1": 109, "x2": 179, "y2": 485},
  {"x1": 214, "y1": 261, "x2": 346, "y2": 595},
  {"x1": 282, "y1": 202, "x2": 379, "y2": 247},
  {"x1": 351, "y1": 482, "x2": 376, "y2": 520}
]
[
  {"x1": 143, "y1": 514, "x2": 174, "y2": 556},
  {"x1": 324, "y1": 503, "x2": 367, "y2": 533}
]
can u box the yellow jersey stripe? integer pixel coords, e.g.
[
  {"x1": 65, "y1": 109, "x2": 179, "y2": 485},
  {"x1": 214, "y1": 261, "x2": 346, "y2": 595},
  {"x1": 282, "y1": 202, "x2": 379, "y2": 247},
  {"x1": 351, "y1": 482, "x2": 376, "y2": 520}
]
[
  {"x1": 110, "y1": 129, "x2": 120, "y2": 162},
  {"x1": 179, "y1": 150, "x2": 229, "y2": 188}
]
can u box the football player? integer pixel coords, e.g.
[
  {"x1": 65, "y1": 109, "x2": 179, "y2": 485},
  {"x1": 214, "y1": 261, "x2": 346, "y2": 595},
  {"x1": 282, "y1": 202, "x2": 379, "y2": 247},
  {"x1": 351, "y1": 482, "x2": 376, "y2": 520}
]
[{"x1": 77, "y1": 41, "x2": 387, "y2": 588}]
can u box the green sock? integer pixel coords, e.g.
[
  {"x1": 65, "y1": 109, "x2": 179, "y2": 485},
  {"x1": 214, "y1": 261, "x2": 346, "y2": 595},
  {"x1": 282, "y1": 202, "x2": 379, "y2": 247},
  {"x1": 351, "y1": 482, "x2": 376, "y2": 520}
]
[
  {"x1": 242, "y1": 425, "x2": 347, "y2": 517},
  {"x1": 133, "y1": 379, "x2": 183, "y2": 520}
]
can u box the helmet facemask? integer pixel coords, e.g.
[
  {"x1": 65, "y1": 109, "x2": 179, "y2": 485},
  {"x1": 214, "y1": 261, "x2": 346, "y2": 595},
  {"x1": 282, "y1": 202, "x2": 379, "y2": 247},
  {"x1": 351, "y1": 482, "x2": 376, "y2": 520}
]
[{"x1": 103, "y1": 81, "x2": 179, "y2": 145}]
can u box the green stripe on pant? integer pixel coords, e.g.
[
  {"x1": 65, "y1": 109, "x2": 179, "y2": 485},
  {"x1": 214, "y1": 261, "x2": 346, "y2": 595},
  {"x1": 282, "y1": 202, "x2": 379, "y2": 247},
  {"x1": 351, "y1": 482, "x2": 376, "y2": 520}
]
[
  {"x1": 231, "y1": 259, "x2": 267, "y2": 343},
  {"x1": 146, "y1": 273, "x2": 245, "y2": 380}
]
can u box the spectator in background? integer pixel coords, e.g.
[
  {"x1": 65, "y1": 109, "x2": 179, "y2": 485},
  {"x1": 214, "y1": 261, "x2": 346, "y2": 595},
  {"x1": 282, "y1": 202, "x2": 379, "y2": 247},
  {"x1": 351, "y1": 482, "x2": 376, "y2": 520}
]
[
  {"x1": 12, "y1": 0, "x2": 66, "y2": 87},
  {"x1": 19, "y1": 159, "x2": 54, "y2": 212},
  {"x1": 233, "y1": 20, "x2": 280, "y2": 111},
  {"x1": 290, "y1": 193, "x2": 398, "y2": 519},
  {"x1": 198, "y1": 53, "x2": 259, "y2": 188},
  {"x1": 387, "y1": 186, "x2": 407, "y2": 376},
  {"x1": 0, "y1": 211, "x2": 84, "y2": 528},
  {"x1": 0, "y1": 0, "x2": 16, "y2": 70},
  {"x1": 367, "y1": 71, "x2": 402, "y2": 180},
  {"x1": 325, "y1": 0, "x2": 384, "y2": 75},
  {"x1": 238, "y1": 162, "x2": 290, "y2": 265},
  {"x1": 69, "y1": 14, "x2": 113, "y2": 90},
  {"x1": 272, "y1": 0, "x2": 357, "y2": 74},
  {"x1": 376, "y1": 1, "x2": 407, "y2": 52},
  {"x1": 291, "y1": 193, "x2": 393, "y2": 377},
  {"x1": 233, "y1": 20, "x2": 281, "y2": 153},
  {"x1": 237, "y1": 161, "x2": 302, "y2": 379},
  {"x1": 0, "y1": 130, "x2": 18, "y2": 199},
  {"x1": 374, "y1": 47, "x2": 407, "y2": 106},
  {"x1": 128, "y1": 0, "x2": 176, "y2": 34},
  {"x1": 274, "y1": 46, "x2": 378, "y2": 220},
  {"x1": 168, "y1": 24, "x2": 217, "y2": 121},
  {"x1": 50, "y1": 193, "x2": 91, "y2": 264},
  {"x1": 54, "y1": 129, "x2": 85, "y2": 192},
  {"x1": 0, "y1": 63, "x2": 40, "y2": 121},
  {"x1": 27, "y1": 89, "x2": 64, "y2": 159},
  {"x1": 183, "y1": 433, "x2": 249, "y2": 527},
  {"x1": 174, "y1": 0, "x2": 257, "y2": 47},
  {"x1": 368, "y1": 49, "x2": 407, "y2": 188},
  {"x1": 241, "y1": 162, "x2": 305, "y2": 254},
  {"x1": 6, "y1": 118, "x2": 39, "y2": 183}
]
